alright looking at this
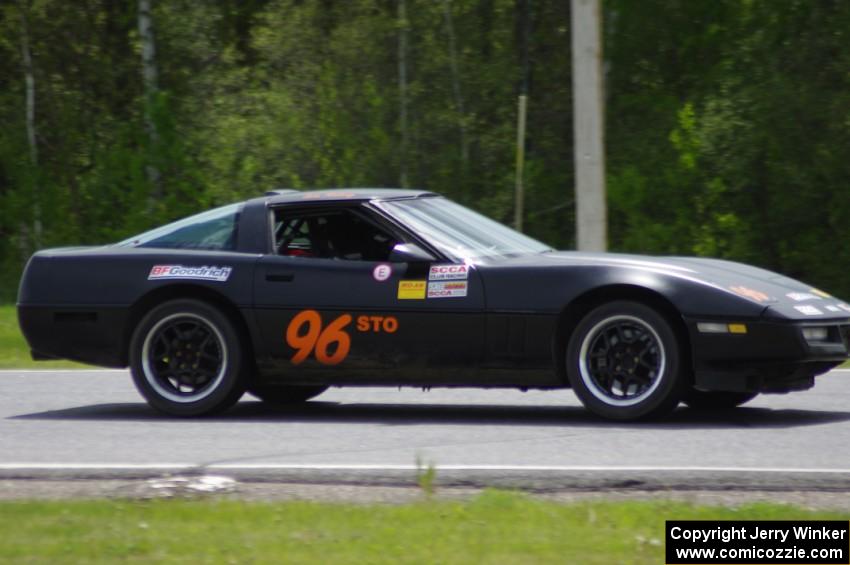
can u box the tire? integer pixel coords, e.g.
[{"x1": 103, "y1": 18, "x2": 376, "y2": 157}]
[
  {"x1": 684, "y1": 389, "x2": 758, "y2": 411},
  {"x1": 249, "y1": 384, "x2": 329, "y2": 405},
  {"x1": 566, "y1": 300, "x2": 687, "y2": 421},
  {"x1": 129, "y1": 299, "x2": 247, "y2": 416}
]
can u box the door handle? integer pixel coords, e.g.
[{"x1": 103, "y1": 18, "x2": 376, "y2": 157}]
[{"x1": 265, "y1": 272, "x2": 295, "y2": 282}]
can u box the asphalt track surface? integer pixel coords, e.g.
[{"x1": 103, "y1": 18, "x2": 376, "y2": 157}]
[{"x1": 2, "y1": 368, "x2": 850, "y2": 492}]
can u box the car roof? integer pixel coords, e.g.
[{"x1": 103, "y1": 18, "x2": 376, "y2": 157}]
[{"x1": 260, "y1": 188, "x2": 438, "y2": 206}]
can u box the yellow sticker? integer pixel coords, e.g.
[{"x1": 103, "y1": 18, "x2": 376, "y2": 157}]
[
  {"x1": 397, "y1": 280, "x2": 426, "y2": 299},
  {"x1": 811, "y1": 288, "x2": 832, "y2": 299}
]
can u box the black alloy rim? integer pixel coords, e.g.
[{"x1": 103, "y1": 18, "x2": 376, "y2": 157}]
[
  {"x1": 145, "y1": 317, "x2": 224, "y2": 399},
  {"x1": 581, "y1": 316, "x2": 665, "y2": 404}
]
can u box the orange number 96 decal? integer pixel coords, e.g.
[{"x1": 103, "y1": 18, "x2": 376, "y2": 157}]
[{"x1": 286, "y1": 310, "x2": 352, "y2": 365}]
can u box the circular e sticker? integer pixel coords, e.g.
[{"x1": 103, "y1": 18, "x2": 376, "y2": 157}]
[{"x1": 373, "y1": 264, "x2": 392, "y2": 282}]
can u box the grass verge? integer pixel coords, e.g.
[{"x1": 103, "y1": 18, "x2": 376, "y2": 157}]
[
  {"x1": 0, "y1": 305, "x2": 88, "y2": 369},
  {"x1": 0, "y1": 491, "x2": 847, "y2": 564}
]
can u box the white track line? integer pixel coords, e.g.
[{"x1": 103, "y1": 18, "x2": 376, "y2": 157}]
[
  {"x1": 0, "y1": 463, "x2": 191, "y2": 470},
  {"x1": 1, "y1": 463, "x2": 850, "y2": 474},
  {"x1": 2, "y1": 368, "x2": 849, "y2": 374},
  {"x1": 0, "y1": 369, "x2": 126, "y2": 374}
]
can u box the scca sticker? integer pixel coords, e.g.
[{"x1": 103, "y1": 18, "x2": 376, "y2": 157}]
[
  {"x1": 429, "y1": 264, "x2": 469, "y2": 281},
  {"x1": 285, "y1": 310, "x2": 399, "y2": 365},
  {"x1": 427, "y1": 281, "x2": 468, "y2": 298}
]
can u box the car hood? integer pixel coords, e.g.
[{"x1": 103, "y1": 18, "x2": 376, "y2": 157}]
[{"x1": 484, "y1": 251, "x2": 850, "y2": 319}]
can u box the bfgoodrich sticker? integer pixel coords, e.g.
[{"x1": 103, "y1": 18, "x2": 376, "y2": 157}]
[
  {"x1": 149, "y1": 265, "x2": 232, "y2": 282},
  {"x1": 427, "y1": 281, "x2": 468, "y2": 298}
]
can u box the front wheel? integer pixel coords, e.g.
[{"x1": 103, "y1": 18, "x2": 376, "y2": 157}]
[
  {"x1": 566, "y1": 301, "x2": 687, "y2": 421},
  {"x1": 129, "y1": 299, "x2": 247, "y2": 416}
]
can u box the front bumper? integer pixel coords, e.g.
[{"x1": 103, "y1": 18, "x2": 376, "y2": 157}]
[{"x1": 686, "y1": 317, "x2": 850, "y2": 393}]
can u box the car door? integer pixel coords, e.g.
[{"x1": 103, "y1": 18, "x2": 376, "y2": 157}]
[{"x1": 252, "y1": 203, "x2": 486, "y2": 384}]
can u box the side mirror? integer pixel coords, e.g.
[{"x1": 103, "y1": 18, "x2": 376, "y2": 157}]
[{"x1": 389, "y1": 242, "x2": 436, "y2": 263}]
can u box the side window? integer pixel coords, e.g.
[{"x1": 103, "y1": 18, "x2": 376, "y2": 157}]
[
  {"x1": 124, "y1": 203, "x2": 241, "y2": 250},
  {"x1": 273, "y1": 209, "x2": 399, "y2": 261}
]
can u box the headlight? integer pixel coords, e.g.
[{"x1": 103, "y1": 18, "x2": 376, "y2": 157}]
[
  {"x1": 802, "y1": 327, "x2": 829, "y2": 342},
  {"x1": 696, "y1": 322, "x2": 727, "y2": 334},
  {"x1": 696, "y1": 322, "x2": 748, "y2": 334}
]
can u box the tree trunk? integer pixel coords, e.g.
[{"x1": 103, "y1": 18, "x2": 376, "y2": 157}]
[
  {"x1": 19, "y1": 0, "x2": 41, "y2": 251},
  {"x1": 443, "y1": 0, "x2": 469, "y2": 169},
  {"x1": 138, "y1": 0, "x2": 162, "y2": 200},
  {"x1": 397, "y1": 0, "x2": 409, "y2": 188}
]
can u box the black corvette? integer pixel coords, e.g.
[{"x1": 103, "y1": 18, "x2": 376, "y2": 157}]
[{"x1": 17, "y1": 189, "x2": 850, "y2": 420}]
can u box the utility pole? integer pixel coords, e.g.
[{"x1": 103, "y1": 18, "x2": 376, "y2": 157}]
[{"x1": 571, "y1": 0, "x2": 606, "y2": 251}]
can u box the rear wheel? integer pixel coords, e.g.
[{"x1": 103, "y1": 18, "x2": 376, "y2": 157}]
[
  {"x1": 566, "y1": 301, "x2": 687, "y2": 421},
  {"x1": 684, "y1": 390, "x2": 758, "y2": 411},
  {"x1": 129, "y1": 299, "x2": 247, "y2": 416},
  {"x1": 249, "y1": 384, "x2": 328, "y2": 405}
]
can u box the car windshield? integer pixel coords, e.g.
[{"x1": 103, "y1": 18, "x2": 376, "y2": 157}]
[
  {"x1": 378, "y1": 196, "x2": 552, "y2": 260},
  {"x1": 116, "y1": 203, "x2": 242, "y2": 250}
]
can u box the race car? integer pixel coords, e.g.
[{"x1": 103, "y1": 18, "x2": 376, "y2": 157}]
[{"x1": 16, "y1": 188, "x2": 850, "y2": 420}]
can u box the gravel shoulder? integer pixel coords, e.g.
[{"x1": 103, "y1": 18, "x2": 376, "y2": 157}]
[{"x1": 3, "y1": 479, "x2": 850, "y2": 512}]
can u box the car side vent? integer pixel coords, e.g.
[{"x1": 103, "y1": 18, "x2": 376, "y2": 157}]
[
  {"x1": 54, "y1": 311, "x2": 97, "y2": 323},
  {"x1": 265, "y1": 188, "x2": 300, "y2": 196}
]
